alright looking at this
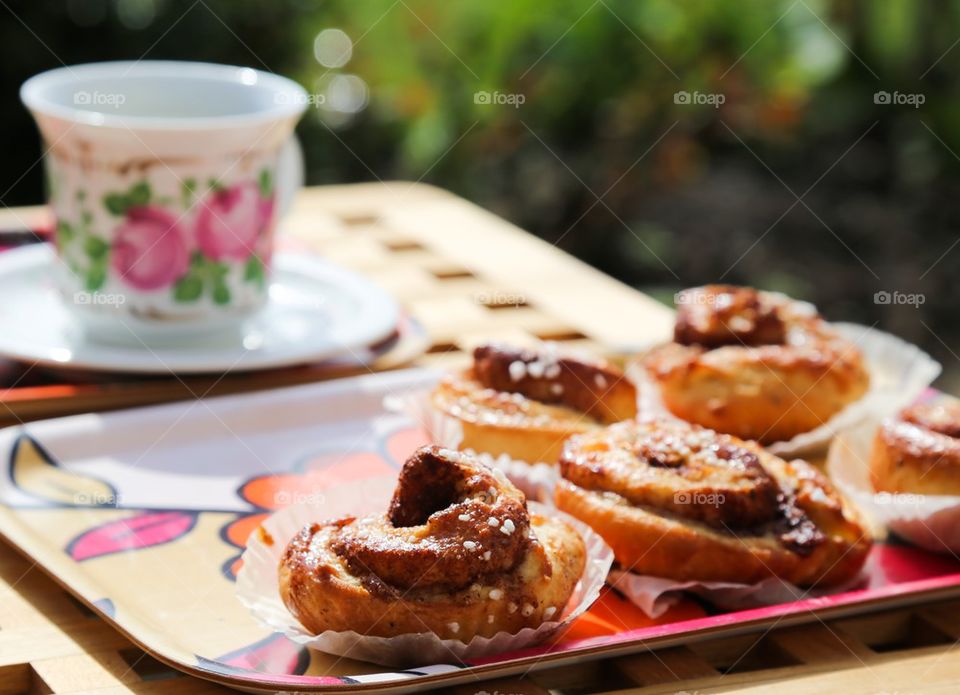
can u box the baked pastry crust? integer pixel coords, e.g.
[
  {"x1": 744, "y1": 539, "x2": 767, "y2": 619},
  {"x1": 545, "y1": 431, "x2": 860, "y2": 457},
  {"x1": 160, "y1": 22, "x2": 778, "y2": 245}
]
[
  {"x1": 642, "y1": 285, "x2": 870, "y2": 444},
  {"x1": 555, "y1": 418, "x2": 870, "y2": 586},
  {"x1": 432, "y1": 343, "x2": 637, "y2": 464},
  {"x1": 871, "y1": 398, "x2": 960, "y2": 495},
  {"x1": 279, "y1": 446, "x2": 586, "y2": 640}
]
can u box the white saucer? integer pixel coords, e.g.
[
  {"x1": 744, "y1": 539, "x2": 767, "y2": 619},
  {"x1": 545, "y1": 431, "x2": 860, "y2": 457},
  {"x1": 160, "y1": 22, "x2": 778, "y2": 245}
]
[{"x1": 0, "y1": 245, "x2": 399, "y2": 374}]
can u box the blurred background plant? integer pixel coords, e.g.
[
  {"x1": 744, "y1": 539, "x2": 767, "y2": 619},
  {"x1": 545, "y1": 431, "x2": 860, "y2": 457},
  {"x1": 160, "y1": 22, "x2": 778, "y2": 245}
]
[{"x1": 3, "y1": 0, "x2": 959, "y2": 386}]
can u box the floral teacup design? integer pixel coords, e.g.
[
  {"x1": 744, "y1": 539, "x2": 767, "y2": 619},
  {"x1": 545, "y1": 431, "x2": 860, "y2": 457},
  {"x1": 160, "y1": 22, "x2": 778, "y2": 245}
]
[{"x1": 21, "y1": 61, "x2": 307, "y2": 344}]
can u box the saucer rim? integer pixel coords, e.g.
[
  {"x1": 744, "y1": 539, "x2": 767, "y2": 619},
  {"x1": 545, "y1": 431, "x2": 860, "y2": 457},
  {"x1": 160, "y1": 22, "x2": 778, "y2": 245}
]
[{"x1": 0, "y1": 245, "x2": 400, "y2": 375}]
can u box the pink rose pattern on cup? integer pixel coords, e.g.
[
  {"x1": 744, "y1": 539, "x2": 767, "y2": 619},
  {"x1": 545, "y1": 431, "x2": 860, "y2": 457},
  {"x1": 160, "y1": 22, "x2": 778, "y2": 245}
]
[
  {"x1": 196, "y1": 181, "x2": 275, "y2": 262},
  {"x1": 56, "y1": 170, "x2": 274, "y2": 306},
  {"x1": 111, "y1": 206, "x2": 191, "y2": 291}
]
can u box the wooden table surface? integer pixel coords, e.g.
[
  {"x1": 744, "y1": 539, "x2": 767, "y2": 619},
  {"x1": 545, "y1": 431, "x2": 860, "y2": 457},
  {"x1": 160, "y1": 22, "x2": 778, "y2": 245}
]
[{"x1": 1, "y1": 183, "x2": 959, "y2": 694}]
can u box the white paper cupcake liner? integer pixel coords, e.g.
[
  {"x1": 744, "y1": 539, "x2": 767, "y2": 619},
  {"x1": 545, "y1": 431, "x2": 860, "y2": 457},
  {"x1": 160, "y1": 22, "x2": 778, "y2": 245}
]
[
  {"x1": 609, "y1": 566, "x2": 868, "y2": 619},
  {"x1": 631, "y1": 323, "x2": 940, "y2": 457},
  {"x1": 236, "y1": 500, "x2": 613, "y2": 667},
  {"x1": 383, "y1": 390, "x2": 560, "y2": 502},
  {"x1": 827, "y1": 413, "x2": 960, "y2": 554}
]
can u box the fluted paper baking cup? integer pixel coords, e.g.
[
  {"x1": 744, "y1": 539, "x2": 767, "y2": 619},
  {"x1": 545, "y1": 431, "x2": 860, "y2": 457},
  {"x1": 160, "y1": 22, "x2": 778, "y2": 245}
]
[
  {"x1": 236, "y1": 499, "x2": 613, "y2": 667},
  {"x1": 383, "y1": 390, "x2": 560, "y2": 502},
  {"x1": 609, "y1": 566, "x2": 868, "y2": 619},
  {"x1": 631, "y1": 323, "x2": 940, "y2": 457},
  {"x1": 827, "y1": 414, "x2": 960, "y2": 553}
]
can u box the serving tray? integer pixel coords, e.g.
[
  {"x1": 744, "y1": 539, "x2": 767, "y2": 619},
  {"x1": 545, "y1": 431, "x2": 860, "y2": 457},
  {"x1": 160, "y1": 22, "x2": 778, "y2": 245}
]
[{"x1": 1, "y1": 369, "x2": 959, "y2": 694}]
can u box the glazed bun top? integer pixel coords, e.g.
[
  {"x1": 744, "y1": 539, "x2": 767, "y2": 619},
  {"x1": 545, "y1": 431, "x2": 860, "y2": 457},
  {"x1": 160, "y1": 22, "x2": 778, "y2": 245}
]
[
  {"x1": 899, "y1": 400, "x2": 960, "y2": 439},
  {"x1": 878, "y1": 398, "x2": 960, "y2": 465},
  {"x1": 871, "y1": 397, "x2": 960, "y2": 496},
  {"x1": 471, "y1": 342, "x2": 636, "y2": 423},
  {"x1": 644, "y1": 284, "x2": 869, "y2": 444},
  {"x1": 558, "y1": 418, "x2": 835, "y2": 556},
  {"x1": 674, "y1": 285, "x2": 788, "y2": 348},
  {"x1": 328, "y1": 446, "x2": 531, "y2": 592}
]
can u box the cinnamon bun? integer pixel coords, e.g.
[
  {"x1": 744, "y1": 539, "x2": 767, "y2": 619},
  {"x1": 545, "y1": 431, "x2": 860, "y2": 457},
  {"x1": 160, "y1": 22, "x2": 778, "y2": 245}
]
[
  {"x1": 641, "y1": 285, "x2": 870, "y2": 443},
  {"x1": 279, "y1": 445, "x2": 586, "y2": 639},
  {"x1": 431, "y1": 342, "x2": 637, "y2": 464},
  {"x1": 554, "y1": 418, "x2": 870, "y2": 585},
  {"x1": 870, "y1": 398, "x2": 960, "y2": 495}
]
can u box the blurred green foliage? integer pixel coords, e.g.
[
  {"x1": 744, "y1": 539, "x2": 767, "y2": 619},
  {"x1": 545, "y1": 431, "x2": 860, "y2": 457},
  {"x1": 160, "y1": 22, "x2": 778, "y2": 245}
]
[{"x1": 3, "y1": 0, "x2": 960, "y2": 384}]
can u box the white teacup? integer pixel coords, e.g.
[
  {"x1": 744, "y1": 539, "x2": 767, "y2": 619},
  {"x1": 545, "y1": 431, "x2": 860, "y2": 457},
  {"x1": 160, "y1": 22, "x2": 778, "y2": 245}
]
[{"x1": 21, "y1": 61, "x2": 308, "y2": 344}]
